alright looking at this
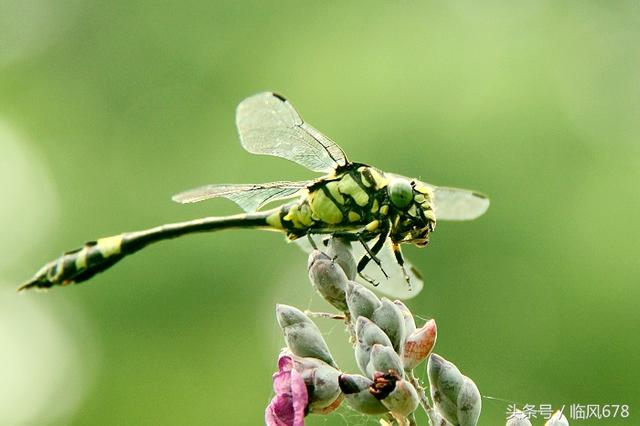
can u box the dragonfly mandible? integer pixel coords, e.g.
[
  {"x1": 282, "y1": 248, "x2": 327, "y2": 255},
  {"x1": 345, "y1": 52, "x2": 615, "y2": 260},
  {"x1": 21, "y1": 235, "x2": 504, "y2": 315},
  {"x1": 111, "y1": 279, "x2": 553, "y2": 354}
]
[{"x1": 19, "y1": 92, "x2": 489, "y2": 298}]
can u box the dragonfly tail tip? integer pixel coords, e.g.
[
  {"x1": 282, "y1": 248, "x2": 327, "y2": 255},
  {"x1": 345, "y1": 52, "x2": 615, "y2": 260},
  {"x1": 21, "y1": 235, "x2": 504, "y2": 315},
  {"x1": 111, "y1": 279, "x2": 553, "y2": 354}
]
[
  {"x1": 17, "y1": 281, "x2": 35, "y2": 292},
  {"x1": 17, "y1": 275, "x2": 53, "y2": 292}
]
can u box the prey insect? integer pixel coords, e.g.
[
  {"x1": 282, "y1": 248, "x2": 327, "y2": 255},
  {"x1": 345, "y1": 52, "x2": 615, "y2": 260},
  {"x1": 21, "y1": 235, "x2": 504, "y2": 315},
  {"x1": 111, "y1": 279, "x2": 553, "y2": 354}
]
[{"x1": 19, "y1": 92, "x2": 489, "y2": 298}]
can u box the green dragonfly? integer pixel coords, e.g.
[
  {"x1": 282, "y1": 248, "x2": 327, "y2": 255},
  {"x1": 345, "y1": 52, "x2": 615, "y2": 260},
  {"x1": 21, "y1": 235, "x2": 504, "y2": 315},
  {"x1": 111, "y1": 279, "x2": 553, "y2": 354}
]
[{"x1": 19, "y1": 92, "x2": 489, "y2": 298}]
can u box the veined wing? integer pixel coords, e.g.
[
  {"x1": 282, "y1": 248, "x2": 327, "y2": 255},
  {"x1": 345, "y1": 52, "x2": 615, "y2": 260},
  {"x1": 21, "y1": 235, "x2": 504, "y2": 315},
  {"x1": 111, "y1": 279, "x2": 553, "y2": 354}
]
[
  {"x1": 298, "y1": 235, "x2": 424, "y2": 300},
  {"x1": 236, "y1": 92, "x2": 348, "y2": 173},
  {"x1": 429, "y1": 185, "x2": 490, "y2": 221},
  {"x1": 172, "y1": 181, "x2": 311, "y2": 213}
]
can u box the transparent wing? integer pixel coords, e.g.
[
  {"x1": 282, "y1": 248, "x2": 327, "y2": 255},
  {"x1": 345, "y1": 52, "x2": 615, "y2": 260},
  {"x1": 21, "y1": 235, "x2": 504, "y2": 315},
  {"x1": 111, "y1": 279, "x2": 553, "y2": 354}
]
[
  {"x1": 172, "y1": 181, "x2": 311, "y2": 212},
  {"x1": 236, "y1": 92, "x2": 348, "y2": 173},
  {"x1": 430, "y1": 185, "x2": 490, "y2": 221},
  {"x1": 297, "y1": 235, "x2": 424, "y2": 300}
]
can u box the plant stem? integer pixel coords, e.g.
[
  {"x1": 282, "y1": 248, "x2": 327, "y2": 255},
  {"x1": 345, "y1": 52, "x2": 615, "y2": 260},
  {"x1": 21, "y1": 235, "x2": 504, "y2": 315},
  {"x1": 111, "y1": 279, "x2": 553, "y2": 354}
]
[
  {"x1": 407, "y1": 370, "x2": 439, "y2": 425},
  {"x1": 304, "y1": 310, "x2": 346, "y2": 320}
]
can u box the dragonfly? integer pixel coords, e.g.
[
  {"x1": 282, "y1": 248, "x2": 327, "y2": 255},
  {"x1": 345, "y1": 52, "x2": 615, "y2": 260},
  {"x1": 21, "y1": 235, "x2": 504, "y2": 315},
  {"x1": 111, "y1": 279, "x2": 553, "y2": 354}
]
[{"x1": 19, "y1": 92, "x2": 489, "y2": 298}]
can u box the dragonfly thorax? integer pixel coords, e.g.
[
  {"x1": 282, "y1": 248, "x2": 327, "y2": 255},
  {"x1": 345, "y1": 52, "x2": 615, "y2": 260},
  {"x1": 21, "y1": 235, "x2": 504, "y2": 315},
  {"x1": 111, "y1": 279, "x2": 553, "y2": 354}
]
[
  {"x1": 273, "y1": 164, "x2": 391, "y2": 236},
  {"x1": 267, "y1": 165, "x2": 437, "y2": 249}
]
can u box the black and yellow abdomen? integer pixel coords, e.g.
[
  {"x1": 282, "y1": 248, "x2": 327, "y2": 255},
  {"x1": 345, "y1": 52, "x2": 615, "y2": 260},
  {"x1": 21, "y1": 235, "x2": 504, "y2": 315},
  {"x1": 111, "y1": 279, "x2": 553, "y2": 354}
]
[{"x1": 19, "y1": 213, "x2": 273, "y2": 290}]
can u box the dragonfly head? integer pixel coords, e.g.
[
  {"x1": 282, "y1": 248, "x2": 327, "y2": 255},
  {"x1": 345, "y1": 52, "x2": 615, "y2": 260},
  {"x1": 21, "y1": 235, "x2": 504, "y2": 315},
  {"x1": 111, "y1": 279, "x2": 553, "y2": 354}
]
[
  {"x1": 395, "y1": 220, "x2": 433, "y2": 247},
  {"x1": 387, "y1": 177, "x2": 436, "y2": 247}
]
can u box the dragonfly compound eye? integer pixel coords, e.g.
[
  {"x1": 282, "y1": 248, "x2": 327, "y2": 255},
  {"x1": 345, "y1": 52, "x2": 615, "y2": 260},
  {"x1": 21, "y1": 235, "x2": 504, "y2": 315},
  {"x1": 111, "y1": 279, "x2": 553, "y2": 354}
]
[{"x1": 388, "y1": 178, "x2": 413, "y2": 209}]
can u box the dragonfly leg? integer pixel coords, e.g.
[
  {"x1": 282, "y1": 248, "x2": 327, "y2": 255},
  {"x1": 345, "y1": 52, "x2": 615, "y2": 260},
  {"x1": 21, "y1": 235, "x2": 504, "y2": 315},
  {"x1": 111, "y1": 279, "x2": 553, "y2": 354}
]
[
  {"x1": 391, "y1": 242, "x2": 411, "y2": 287},
  {"x1": 358, "y1": 271, "x2": 379, "y2": 287},
  {"x1": 351, "y1": 224, "x2": 391, "y2": 286},
  {"x1": 357, "y1": 235, "x2": 389, "y2": 286},
  {"x1": 356, "y1": 233, "x2": 389, "y2": 278},
  {"x1": 306, "y1": 233, "x2": 318, "y2": 250},
  {"x1": 327, "y1": 223, "x2": 391, "y2": 284}
]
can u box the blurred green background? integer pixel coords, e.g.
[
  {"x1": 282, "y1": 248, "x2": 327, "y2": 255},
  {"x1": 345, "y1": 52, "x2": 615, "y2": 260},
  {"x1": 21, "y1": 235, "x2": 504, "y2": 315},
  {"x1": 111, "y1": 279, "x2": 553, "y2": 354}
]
[{"x1": 1, "y1": 1, "x2": 639, "y2": 425}]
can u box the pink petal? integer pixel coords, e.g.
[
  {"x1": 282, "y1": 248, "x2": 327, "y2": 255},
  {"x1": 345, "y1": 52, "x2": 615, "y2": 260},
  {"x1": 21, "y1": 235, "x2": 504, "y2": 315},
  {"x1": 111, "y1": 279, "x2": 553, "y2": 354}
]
[
  {"x1": 278, "y1": 354, "x2": 295, "y2": 372},
  {"x1": 265, "y1": 394, "x2": 294, "y2": 426},
  {"x1": 265, "y1": 354, "x2": 308, "y2": 426},
  {"x1": 273, "y1": 356, "x2": 295, "y2": 395},
  {"x1": 290, "y1": 368, "x2": 307, "y2": 426}
]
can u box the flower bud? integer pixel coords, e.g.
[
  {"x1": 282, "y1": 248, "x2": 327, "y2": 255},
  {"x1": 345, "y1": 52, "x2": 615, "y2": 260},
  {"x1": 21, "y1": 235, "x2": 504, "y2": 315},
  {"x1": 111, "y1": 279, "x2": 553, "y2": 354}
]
[
  {"x1": 276, "y1": 304, "x2": 336, "y2": 368},
  {"x1": 346, "y1": 281, "x2": 381, "y2": 321},
  {"x1": 276, "y1": 303, "x2": 313, "y2": 328},
  {"x1": 311, "y1": 394, "x2": 343, "y2": 415},
  {"x1": 457, "y1": 377, "x2": 481, "y2": 426},
  {"x1": 303, "y1": 363, "x2": 343, "y2": 414},
  {"x1": 307, "y1": 250, "x2": 348, "y2": 311},
  {"x1": 428, "y1": 353, "x2": 464, "y2": 416},
  {"x1": 325, "y1": 237, "x2": 357, "y2": 280},
  {"x1": 545, "y1": 411, "x2": 569, "y2": 426},
  {"x1": 402, "y1": 319, "x2": 437, "y2": 370},
  {"x1": 506, "y1": 410, "x2": 533, "y2": 426},
  {"x1": 372, "y1": 298, "x2": 406, "y2": 353},
  {"x1": 285, "y1": 351, "x2": 327, "y2": 372},
  {"x1": 393, "y1": 300, "x2": 416, "y2": 337},
  {"x1": 428, "y1": 353, "x2": 481, "y2": 426},
  {"x1": 368, "y1": 344, "x2": 403, "y2": 378},
  {"x1": 382, "y1": 379, "x2": 419, "y2": 417},
  {"x1": 371, "y1": 372, "x2": 419, "y2": 417},
  {"x1": 338, "y1": 374, "x2": 387, "y2": 414},
  {"x1": 355, "y1": 316, "x2": 392, "y2": 377}
]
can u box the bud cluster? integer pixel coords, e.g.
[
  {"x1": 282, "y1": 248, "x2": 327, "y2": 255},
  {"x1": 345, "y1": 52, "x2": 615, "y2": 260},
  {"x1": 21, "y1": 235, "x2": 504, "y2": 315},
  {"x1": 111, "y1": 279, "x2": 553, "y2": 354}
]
[
  {"x1": 265, "y1": 237, "x2": 487, "y2": 426},
  {"x1": 266, "y1": 238, "x2": 567, "y2": 426}
]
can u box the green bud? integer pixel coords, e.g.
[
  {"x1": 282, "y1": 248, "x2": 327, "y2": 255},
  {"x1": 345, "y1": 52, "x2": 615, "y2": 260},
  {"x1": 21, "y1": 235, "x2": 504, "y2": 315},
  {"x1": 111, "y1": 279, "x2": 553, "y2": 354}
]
[
  {"x1": 289, "y1": 352, "x2": 327, "y2": 371},
  {"x1": 275, "y1": 304, "x2": 336, "y2": 368},
  {"x1": 305, "y1": 363, "x2": 342, "y2": 413},
  {"x1": 457, "y1": 377, "x2": 481, "y2": 426},
  {"x1": 544, "y1": 411, "x2": 569, "y2": 426},
  {"x1": 380, "y1": 378, "x2": 419, "y2": 417},
  {"x1": 338, "y1": 374, "x2": 387, "y2": 414},
  {"x1": 308, "y1": 250, "x2": 348, "y2": 311},
  {"x1": 372, "y1": 298, "x2": 406, "y2": 353},
  {"x1": 393, "y1": 300, "x2": 416, "y2": 337},
  {"x1": 326, "y1": 237, "x2": 357, "y2": 280},
  {"x1": 506, "y1": 410, "x2": 533, "y2": 426},
  {"x1": 346, "y1": 281, "x2": 381, "y2": 321},
  {"x1": 428, "y1": 353, "x2": 465, "y2": 424},
  {"x1": 282, "y1": 351, "x2": 343, "y2": 415},
  {"x1": 276, "y1": 303, "x2": 311, "y2": 328},
  {"x1": 368, "y1": 344, "x2": 403, "y2": 377},
  {"x1": 355, "y1": 316, "x2": 392, "y2": 377},
  {"x1": 428, "y1": 353, "x2": 464, "y2": 408},
  {"x1": 427, "y1": 354, "x2": 482, "y2": 426}
]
